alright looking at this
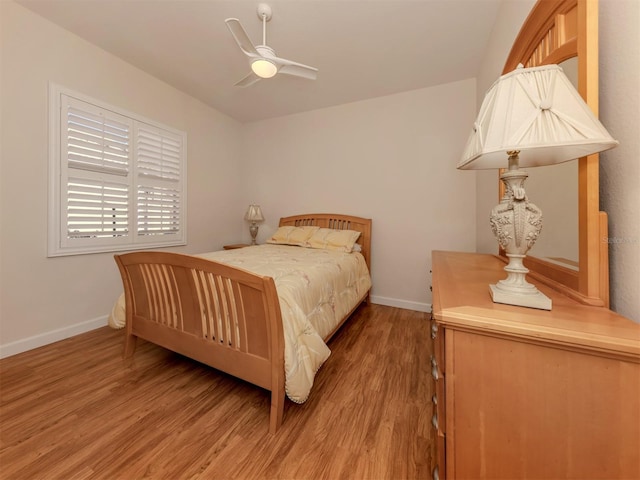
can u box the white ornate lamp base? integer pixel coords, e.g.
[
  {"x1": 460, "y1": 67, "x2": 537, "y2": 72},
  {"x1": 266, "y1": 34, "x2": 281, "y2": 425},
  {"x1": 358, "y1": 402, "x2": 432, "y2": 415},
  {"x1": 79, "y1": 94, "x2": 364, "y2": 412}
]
[
  {"x1": 489, "y1": 255, "x2": 551, "y2": 310},
  {"x1": 249, "y1": 223, "x2": 259, "y2": 245},
  {"x1": 489, "y1": 152, "x2": 552, "y2": 310}
]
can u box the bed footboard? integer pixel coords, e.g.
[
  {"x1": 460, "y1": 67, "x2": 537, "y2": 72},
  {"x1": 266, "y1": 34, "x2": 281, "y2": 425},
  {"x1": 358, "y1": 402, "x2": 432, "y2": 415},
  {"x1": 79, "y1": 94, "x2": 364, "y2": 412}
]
[{"x1": 114, "y1": 251, "x2": 285, "y2": 433}]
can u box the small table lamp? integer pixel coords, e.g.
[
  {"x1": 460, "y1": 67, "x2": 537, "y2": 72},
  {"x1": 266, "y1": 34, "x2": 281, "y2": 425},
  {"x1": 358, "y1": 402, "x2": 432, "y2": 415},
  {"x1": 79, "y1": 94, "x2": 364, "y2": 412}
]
[
  {"x1": 458, "y1": 64, "x2": 618, "y2": 310},
  {"x1": 244, "y1": 204, "x2": 265, "y2": 245}
]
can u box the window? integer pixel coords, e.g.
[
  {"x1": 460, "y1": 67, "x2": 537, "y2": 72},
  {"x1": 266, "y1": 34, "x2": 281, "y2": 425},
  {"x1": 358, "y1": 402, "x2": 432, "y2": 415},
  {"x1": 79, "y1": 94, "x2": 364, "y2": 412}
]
[{"x1": 48, "y1": 85, "x2": 187, "y2": 256}]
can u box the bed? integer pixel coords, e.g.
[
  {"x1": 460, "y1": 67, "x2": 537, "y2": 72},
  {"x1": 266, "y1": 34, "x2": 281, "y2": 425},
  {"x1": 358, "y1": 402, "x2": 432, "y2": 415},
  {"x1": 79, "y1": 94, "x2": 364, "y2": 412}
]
[{"x1": 113, "y1": 213, "x2": 372, "y2": 433}]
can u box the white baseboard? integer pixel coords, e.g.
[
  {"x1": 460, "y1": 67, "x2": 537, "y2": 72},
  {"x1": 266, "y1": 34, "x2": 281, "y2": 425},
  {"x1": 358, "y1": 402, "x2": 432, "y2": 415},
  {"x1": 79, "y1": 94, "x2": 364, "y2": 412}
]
[
  {"x1": 0, "y1": 297, "x2": 430, "y2": 359},
  {"x1": 0, "y1": 315, "x2": 108, "y2": 359},
  {"x1": 370, "y1": 295, "x2": 432, "y2": 313}
]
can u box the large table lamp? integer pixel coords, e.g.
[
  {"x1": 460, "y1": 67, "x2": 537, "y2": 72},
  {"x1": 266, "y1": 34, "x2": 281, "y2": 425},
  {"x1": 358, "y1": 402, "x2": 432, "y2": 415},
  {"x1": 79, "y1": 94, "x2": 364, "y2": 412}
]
[
  {"x1": 458, "y1": 64, "x2": 618, "y2": 310},
  {"x1": 244, "y1": 204, "x2": 265, "y2": 245}
]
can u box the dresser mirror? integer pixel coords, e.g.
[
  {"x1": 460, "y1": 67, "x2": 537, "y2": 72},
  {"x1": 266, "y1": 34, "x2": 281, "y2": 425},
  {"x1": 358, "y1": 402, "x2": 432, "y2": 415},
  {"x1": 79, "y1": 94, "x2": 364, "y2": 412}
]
[
  {"x1": 525, "y1": 57, "x2": 578, "y2": 268},
  {"x1": 501, "y1": 0, "x2": 609, "y2": 306}
]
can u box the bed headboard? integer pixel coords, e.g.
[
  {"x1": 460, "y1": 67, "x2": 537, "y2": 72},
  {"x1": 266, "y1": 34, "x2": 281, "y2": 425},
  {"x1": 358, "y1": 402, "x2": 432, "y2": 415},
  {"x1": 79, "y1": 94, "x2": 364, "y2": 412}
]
[{"x1": 279, "y1": 213, "x2": 372, "y2": 270}]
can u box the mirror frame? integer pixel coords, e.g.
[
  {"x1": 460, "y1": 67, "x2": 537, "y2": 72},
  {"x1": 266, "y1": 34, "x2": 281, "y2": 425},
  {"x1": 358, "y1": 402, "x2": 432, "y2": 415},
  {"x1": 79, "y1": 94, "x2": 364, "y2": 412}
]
[{"x1": 501, "y1": 0, "x2": 609, "y2": 307}]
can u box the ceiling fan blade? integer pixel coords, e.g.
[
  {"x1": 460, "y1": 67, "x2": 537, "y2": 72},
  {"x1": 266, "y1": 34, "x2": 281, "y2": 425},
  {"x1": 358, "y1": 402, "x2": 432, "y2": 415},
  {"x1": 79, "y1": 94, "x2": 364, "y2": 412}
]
[
  {"x1": 225, "y1": 18, "x2": 259, "y2": 57},
  {"x1": 277, "y1": 60, "x2": 318, "y2": 81},
  {"x1": 234, "y1": 71, "x2": 261, "y2": 88}
]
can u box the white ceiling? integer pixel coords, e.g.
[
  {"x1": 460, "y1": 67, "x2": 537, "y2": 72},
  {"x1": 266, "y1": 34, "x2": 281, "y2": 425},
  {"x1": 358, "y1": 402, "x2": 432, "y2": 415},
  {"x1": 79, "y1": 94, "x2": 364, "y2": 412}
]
[{"x1": 17, "y1": 0, "x2": 503, "y2": 123}]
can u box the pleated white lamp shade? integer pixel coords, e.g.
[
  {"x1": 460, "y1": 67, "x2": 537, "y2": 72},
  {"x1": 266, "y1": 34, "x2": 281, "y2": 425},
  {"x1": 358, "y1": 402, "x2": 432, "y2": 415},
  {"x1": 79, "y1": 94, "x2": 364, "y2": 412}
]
[
  {"x1": 244, "y1": 204, "x2": 265, "y2": 222},
  {"x1": 458, "y1": 64, "x2": 618, "y2": 170}
]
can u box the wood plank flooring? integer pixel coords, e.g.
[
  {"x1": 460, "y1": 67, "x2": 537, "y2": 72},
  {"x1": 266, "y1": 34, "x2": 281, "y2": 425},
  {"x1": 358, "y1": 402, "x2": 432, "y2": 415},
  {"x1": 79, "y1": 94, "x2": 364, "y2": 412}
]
[{"x1": 0, "y1": 304, "x2": 434, "y2": 479}]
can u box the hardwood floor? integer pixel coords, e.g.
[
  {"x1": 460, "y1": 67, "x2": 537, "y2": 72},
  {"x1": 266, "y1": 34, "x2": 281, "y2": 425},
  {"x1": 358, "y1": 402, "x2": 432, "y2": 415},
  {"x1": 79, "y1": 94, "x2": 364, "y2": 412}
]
[{"x1": 0, "y1": 304, "x2": 434, "y2": 479}]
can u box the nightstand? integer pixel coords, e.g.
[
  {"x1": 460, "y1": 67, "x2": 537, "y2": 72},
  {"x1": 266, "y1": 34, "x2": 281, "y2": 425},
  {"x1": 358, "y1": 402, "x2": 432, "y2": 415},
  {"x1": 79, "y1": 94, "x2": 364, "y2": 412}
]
[{"x1": 223, "y1": 243, "x2": 251, "y2": 250}]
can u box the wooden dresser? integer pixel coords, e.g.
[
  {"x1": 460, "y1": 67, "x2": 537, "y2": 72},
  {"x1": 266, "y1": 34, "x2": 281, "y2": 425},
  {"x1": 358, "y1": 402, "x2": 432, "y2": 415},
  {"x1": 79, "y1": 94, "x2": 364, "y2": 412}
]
[{"x1": 430, "y1": 251, "x2": 640, "y2": 479}]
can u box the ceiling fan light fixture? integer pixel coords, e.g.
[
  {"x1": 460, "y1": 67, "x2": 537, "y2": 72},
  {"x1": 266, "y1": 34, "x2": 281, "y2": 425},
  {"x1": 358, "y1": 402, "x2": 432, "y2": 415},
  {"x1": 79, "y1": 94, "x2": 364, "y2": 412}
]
[
  {"x1": 225, "y1": 5, "x2": 317, "y2": 87},
  {"x1": 251, "y1": 58, "x2": 277, "y2": 78}
]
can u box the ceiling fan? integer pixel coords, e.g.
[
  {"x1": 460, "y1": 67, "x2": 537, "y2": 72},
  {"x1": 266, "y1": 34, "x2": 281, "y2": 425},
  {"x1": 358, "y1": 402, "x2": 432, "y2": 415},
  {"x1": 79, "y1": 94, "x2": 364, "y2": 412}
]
[{"x1": 225, "y1": 3, "x2": 318, "y2": 87}]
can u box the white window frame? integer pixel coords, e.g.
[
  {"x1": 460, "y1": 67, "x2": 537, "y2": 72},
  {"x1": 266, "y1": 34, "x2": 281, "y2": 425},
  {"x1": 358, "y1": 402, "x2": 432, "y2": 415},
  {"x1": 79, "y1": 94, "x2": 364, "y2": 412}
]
[{"x1": 48, "y1": 84, "x2": 187, "y2": 257}]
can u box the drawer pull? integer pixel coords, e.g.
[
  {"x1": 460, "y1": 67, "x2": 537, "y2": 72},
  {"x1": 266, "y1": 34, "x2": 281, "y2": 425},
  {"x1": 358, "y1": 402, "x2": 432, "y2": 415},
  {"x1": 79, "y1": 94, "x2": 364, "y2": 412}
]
[
  {"x1": 431, "y1": 356, "x2": 439, "y2": 380},
  {"x1": 432, "y1": 394, "x2": 438, "y2": 405},
  {"x1": 431, "y1": 323, "x2": 438, "y2": 339},
  {"x1": 431, "y1": 413, "x2": 439, "y2": 430},
  {"x1": 433, "y1": 466, "x2": 439, "y2": 480}
]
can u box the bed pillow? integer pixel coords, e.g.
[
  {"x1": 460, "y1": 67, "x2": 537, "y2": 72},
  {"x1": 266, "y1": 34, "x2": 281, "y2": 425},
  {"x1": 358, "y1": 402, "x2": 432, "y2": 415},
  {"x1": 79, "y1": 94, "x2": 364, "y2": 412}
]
[
  {"x1": 266, "y1": 225, "x2": 319, "y2": 246},
  {"x1": 306, "y1": 228, "x2": 361, "y2": 253}
]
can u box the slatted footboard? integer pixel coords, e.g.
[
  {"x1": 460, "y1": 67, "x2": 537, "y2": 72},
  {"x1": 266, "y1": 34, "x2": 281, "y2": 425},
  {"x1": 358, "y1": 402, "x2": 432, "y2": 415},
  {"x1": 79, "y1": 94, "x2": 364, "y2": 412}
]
[{"x1": 114, "y1": 251, "x2": 286, "y2": 433}]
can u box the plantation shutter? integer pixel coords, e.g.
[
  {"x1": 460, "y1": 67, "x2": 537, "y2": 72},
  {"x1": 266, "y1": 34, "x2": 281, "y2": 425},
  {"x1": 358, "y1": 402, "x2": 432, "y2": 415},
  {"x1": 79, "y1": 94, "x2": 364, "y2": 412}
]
[
  {"x1": 136, "y1": 124, "x2": 183, "y2": 237},
  {"x1": 65, "y1": 99, "x2": 130, "y2": 175},
  {"x1": 61, "y1": 95, "x2": 132, "y2": 245},
  {"x1": 66, "y1": 177, "x2": 129, "y2": 239}
]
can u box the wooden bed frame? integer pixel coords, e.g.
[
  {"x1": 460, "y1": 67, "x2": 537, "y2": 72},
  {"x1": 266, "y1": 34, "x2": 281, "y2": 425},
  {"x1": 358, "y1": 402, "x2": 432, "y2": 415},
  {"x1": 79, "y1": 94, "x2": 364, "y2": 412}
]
[{"x1": 114, "y1": 213, "x2": 372, "y2": 434}]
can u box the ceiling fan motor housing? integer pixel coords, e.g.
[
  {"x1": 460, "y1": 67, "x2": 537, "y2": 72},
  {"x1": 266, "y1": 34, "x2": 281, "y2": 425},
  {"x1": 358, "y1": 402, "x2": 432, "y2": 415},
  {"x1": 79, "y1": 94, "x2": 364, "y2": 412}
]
[{"x1": 256, "y1": 45, "x2": 276, "y2": 59}]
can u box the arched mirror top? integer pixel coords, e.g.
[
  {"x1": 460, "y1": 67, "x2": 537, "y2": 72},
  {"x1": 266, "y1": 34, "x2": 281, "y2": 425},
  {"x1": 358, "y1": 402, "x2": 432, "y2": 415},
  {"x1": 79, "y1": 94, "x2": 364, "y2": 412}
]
[
  {"x1": 504, "y1": 0, "x2": 581, "y2": 72},
  {"x1": 501, "y1": 0, "x2": 609, "y2": 307}
]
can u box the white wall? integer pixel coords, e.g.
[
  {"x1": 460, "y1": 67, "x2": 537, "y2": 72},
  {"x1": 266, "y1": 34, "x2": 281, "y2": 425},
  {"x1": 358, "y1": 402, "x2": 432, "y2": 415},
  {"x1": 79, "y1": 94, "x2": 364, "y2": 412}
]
[
  {"x1": 0, "y1": 2, "x2": 244, "y2": 356},
  {"x1": 240, "y1": 80, "x2": 478, "y2": 311},
  {"x1": 0, "y1": 1, "x2": 493, "y2": 355},
  {"x1": 599, "y1": 0, "x2": 640, "y2": 322}
]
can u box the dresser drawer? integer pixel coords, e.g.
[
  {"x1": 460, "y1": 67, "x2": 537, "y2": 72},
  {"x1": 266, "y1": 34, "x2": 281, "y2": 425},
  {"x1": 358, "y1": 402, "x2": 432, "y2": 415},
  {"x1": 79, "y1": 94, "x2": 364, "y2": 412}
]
[
  {"x1": 431, "y1": 320, "x2": 445, "y2": 374},
  {"x1": 432, "y1": 380, "x2": 445, "y2": 430},
  {"x1": 432, "y1": 430, "x2": 446, "y2": 480},
  {"x1": 430, "y1": 319, "x2": 446, "y2": 437}
]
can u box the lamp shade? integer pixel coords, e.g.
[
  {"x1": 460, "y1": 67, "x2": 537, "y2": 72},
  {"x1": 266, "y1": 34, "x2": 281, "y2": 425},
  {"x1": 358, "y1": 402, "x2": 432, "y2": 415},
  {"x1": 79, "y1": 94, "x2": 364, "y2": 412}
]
[
  {"x1": 458, "y1": 64, "x2": 618, "y2": 170},
  {"x1": 244, "y1": 204, "x2": 265, "y2": 222}
]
